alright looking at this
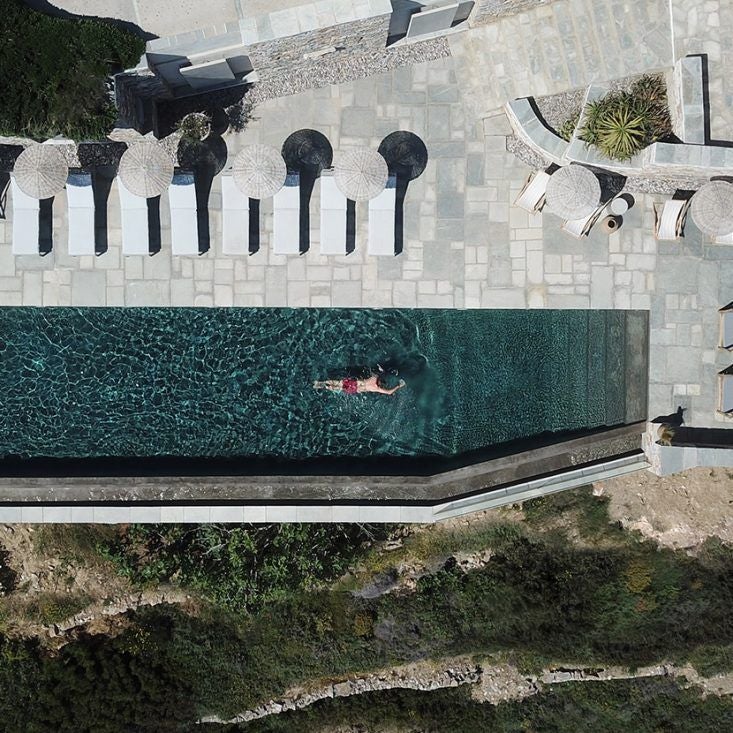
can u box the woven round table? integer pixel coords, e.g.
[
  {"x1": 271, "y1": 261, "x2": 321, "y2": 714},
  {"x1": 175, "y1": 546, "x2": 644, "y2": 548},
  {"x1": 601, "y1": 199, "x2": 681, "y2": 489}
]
[
  {"x1": 13, "y1": 144, "x2": 68, "y2": 199},
  {"x1": 545, "y1": 165, "x2": 601, "y2": 220},
  {"x1": 690, "y1": 180, "x2": 733, "y2": 237},
  {"x1": 334, "y1": 148, "x2": 388, "y2": 201},
  {"x1": 232, "y1": 145, "x2": 287, "y2": 199},
  {"x1": 118, "y1": 141, "x2": 174, "y2": 198}
]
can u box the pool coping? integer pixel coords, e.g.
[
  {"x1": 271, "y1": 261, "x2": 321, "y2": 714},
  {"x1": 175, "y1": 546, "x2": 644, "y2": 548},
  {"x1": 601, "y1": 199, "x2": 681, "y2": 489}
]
[{"x1": 0, "y1": 422, "x2": 643, "y2": 505}]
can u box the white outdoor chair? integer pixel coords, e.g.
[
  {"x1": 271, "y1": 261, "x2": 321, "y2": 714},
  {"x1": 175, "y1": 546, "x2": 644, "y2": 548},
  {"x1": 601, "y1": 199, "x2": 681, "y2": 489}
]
[
  {"x1": 653, "y1": 199, "x2": 690, "y2": 241},
  {"x1": 718, "y1": 368, "x2": 733, "y2": 414},
  {"x1": 169, "y1": 172, "x2": 199, "y2": 255},
  {"x1": 118, "y1": 178, "x2": 150, "y2": 255},
  {"x1": 319, "y1": 171, "x2": 347, "y2": 255},
  {"x1": 719, "y1": 303, "x2": 733, "y2": 350},
  {"x1": 368, "y1": 175, "x2": 397, "y2": 256},
  {"x1": 561, "y1": 202, "x2": 607, "y2": 239},
  {"x1": 10, "y1": 176, "x2": 40, "y2": 255},
  {"x1": 66, "y1": 172, "x2": 96, "y2": 255},
  {"x1": 514, "y1": 170, "x2": 550, "y2": 213},
  {"x1": 221, "y1": 175, "x2": 249, "y2": 255},
  {"x1": 272, "y1": 172, "x2": 300, "y2": 254}
]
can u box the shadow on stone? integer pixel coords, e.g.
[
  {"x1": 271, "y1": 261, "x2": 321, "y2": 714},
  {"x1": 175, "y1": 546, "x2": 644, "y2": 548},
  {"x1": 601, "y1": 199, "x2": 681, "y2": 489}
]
[
  {"x1": 39, "y1": 197, "x2": 53, "y2": 255},
  {"x1": 147, "y1": 196, "x2": 162, "y2": 255},
  {"x1": 282, "y1": 130, "x2": 334, "y2": 254},
  {"x1": 378, "y1": 131, "x2": 428, "y2": 255}
]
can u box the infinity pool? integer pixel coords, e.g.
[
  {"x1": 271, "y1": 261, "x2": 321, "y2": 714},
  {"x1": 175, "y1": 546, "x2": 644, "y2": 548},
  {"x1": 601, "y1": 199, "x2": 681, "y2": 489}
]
[{"x1": 0, "y1": 308, "x2": 645, "y2": 462}]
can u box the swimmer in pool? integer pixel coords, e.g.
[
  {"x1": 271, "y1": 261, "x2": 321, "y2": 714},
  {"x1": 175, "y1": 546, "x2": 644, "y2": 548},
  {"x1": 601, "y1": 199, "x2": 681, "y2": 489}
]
[{"x1": 313, "y1": 374, "x2": 406, "y2": 395}]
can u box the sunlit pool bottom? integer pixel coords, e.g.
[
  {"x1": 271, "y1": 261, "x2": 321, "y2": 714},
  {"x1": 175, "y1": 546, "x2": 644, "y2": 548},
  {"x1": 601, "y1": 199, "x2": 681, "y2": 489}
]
[{"x1": 0, "y1": 308, "x2": 648, "y2": 474}]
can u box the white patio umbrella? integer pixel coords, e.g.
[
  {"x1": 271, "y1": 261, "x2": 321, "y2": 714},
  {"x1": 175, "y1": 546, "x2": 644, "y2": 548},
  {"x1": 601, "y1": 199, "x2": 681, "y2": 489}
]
[
  {"x1": 13, "y1": 143, "x2": 68, "y2": 199},
  {"x1": 118, "y1": 141, "x2": 174, "y2": 198},
  {"x1": 545, "y1": 165, "x2": 601, "y2": 220},
  {"x1": 232, "y1": 145, "x2": 287, "y2": 199},
  {"x1": 334, "y1": 147, "x2": 389, "y2": 201},
  {"x1": 690, "y1": 180, "x2": 733, "y2": 237}
]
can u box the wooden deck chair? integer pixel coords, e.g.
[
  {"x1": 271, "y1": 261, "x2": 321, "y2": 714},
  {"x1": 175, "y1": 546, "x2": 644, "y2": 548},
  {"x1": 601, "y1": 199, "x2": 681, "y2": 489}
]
[{"x1": 514, "y1": 170, "x2": 550, "y2": 213}]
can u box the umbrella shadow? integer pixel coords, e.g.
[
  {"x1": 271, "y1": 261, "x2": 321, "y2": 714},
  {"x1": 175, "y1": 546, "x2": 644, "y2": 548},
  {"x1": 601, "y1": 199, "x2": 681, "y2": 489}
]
[
  {"x1": 282, "y1": 130, "x2": 333, "y2": 254},
  {"x1": 78, "y1": 143, "x2": 127, "y2": 256},
  {"x1": 249, "y1": 198, "x2": 260, "y2": 255},
  {"x1": 179, "y1": 135, "x2": 228, "y2": 255},
  {"x1": 378, "y1": 132, "x2": 428, "y2": 255},
  {"x1": 147, "y1": 196, "x2": 162, "y2": 255},
  {"x1": 39, "y1": 198, "x2": 54, "y2": 255}
]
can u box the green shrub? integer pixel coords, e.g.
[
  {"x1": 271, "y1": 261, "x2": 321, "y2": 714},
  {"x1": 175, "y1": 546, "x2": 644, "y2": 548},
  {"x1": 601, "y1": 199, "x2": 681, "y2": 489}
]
[
  {"x1": 0, "y1": 0, "x2": 145, "y2": 140},
  {"x1": 22, "y1": 593, "x2": 92, "y2": 626},
  {"x1": 558, "y1": 113, "x2": 580, "y2": 142},
  {"x1": 101, "y1": 523, "x2": 393, "y2": 612},
  {"x1": 578, "y1": 75, "x2": 672, "y2": 161}
]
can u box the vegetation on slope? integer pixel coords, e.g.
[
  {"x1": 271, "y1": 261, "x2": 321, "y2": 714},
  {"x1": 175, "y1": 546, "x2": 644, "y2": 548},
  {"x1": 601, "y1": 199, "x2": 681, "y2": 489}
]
[
  {"x1": 99, "y1": 523, "x2": 394, "y2": 612},
  {"x1": 0, "y1": 489, "x2": 732, "y2": 730},
  {"x1": 0, "y1": 0, "x2": 145, "y2": 140}
]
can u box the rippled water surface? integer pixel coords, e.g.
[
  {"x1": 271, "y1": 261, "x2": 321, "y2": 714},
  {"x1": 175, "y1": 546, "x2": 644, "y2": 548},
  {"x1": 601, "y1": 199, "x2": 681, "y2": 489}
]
[{"x1": 0, "y1": 308, "x2": 633, "y2": 459}]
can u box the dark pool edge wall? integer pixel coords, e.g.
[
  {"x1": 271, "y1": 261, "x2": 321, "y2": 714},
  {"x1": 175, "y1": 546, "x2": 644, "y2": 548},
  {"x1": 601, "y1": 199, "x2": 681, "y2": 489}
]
[{"x1": 0, "y1": 423, "x2": 644, "y2": 505}]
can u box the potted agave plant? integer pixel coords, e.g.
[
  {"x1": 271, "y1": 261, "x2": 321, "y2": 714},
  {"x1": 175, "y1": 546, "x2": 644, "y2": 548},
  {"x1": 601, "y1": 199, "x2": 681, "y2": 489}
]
[{"x1": 177, "y1": 112, "x2": 211, "y2": 142}]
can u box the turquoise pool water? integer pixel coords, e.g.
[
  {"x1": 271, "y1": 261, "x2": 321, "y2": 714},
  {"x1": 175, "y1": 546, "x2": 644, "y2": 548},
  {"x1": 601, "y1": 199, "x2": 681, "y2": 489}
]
[{"x1": 0, "y1": 308, "x2": 640, "y2": 461}]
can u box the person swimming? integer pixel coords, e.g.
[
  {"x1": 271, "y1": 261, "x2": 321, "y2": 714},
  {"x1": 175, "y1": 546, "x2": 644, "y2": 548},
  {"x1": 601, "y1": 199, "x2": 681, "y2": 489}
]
[{"x1": 313, "y1": 373, "x2": 406, "y2": 395}]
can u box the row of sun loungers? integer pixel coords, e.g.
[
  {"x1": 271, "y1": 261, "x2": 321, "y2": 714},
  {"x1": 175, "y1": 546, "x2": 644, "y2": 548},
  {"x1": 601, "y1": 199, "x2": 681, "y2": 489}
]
[{"x1": 8, "y1": 171, "x2": 400, "y2": 257}]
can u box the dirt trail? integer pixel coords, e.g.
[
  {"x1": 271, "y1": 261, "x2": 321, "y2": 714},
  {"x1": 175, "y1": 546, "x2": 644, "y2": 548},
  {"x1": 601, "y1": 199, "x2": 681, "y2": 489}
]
[
  {"x1": 0, "y1": 525, "x2": 191, "y2": 641},
  {"x1": 202, "y1": 656, "x2": 733, "y2": 725}
]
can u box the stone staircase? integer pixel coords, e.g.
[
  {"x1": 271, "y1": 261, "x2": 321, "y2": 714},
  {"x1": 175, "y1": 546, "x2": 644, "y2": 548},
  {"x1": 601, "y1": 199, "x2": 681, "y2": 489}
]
[{"x1": 450, "y1": 0, "x2": 674, "y2": 121}]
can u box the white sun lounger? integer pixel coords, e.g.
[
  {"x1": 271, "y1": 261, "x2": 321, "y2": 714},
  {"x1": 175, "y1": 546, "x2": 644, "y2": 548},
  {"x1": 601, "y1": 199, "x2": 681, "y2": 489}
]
[
  {"x1": 221, "y1": 174, "x2": 249, "y2": 255},
  {"x1": 368, "y1": 175, "x2": 397, "y2": 256},
  {"x1": 561, "y1": 202, "x2": 607, "y2": 239},
  {"x1": 319, "y1": 171, "x2": 347, "y2": 255},
  {"x1": 514, "y1": 170, "x2": 550, "y2": 213},
  {"x1": 718, "y1": 368, "x2": 733, "y2": 414},
  {"x1": 713, "y1": 231, "x2": 733, "y2": 245},
  {"x1": 719, "y1": 304, "x2": 733, "y2": 350},
  {"x1": 272, "y1": 172, "x2": 300, "y2": 254},
  {"x1": 170, "y1": 172, "x2": 199, "y2": 255},
  {"x1": 118, "y1": 178, "x2": 149, "y2": 255},
  {"x1": 653, "y1": 199, "x2": 690, "y2": 241},
  {"x1": 10, "y1": 176, "x2": 40, "y2": 255},
  {"x1": 66, "y1": 172, "x2": 96, "y2": 255}
]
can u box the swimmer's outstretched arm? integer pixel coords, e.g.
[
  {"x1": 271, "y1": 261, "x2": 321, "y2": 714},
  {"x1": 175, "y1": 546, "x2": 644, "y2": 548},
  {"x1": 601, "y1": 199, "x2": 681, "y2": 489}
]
[{"x1": 381, "y1": 379, "x2": 406, "y2": 395}]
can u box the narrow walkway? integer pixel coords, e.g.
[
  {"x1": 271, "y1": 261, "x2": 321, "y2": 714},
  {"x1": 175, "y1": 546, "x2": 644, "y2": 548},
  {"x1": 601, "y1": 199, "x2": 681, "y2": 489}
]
[{"x1": 450, "y1": 0, "x2": 674, "y2": 120}]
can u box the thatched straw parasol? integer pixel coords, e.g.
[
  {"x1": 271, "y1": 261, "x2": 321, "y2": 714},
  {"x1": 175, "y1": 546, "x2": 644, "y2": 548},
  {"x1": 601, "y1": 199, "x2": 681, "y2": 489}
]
[
  {"x1": 691, "y1": 181, "x2": 733, "y2": 237},
  {"x1": 118, "y1": 141, "x2": 174, "y2": 198},
  {"x1": 13, "y1": 143, "x2": 68, "y2": 199},
  {"x1": 232, "y1": 145, "x2": 286, "y2": 199},
  {"x1": 334, "y1": 148, "x2": 388, "y2": 201},
  {"x1": 545, "y1": 165, "x2": 601, "y2": 220}
]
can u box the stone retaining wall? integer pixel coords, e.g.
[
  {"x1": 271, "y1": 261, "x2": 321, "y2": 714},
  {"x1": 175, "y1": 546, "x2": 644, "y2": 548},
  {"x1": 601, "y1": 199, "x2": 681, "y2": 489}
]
[{"x1": 470, "y1": 0, "x2": 553, "y2": 25}]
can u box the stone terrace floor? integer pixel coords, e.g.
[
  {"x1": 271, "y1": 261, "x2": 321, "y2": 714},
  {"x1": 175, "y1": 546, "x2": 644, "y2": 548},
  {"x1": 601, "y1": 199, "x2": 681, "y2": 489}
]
[{"x1": 3, "y1": 0, "x2": 733, "y2": 431}]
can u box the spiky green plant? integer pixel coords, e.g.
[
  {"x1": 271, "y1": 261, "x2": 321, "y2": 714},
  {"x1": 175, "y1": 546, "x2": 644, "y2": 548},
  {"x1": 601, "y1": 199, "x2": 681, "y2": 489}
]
[
  {"x1": 594, "y1": 106, "x2": 647, "y2": 160},
  {"x1": 558, "y1": 113, "x2": 580, "y2": 142},
  {"x1": 578, "y1": 75, "x2": 672, "y2": 161}
]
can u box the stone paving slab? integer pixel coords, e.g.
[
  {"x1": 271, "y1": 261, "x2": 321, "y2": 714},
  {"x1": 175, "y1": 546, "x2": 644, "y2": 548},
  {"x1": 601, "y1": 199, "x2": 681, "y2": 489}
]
[{"x1": 449, "y1": 0, "x2": 674, "y2": 120}]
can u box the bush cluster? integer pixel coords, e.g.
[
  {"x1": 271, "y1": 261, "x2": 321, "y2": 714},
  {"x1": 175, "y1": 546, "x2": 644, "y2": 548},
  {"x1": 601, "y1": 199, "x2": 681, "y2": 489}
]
[
  {"x1": 99, "y1": 523, "x2": 393, "y2": 612},
  {"x1": 0, "y1": 0, "x2": 145, "y2": 140},
  {"x1": 579, "y1": 75, "x2": 673, "y2": 161}
]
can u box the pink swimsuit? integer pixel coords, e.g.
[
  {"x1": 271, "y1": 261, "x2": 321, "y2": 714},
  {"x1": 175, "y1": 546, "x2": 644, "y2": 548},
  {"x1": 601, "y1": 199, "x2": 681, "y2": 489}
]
[{"x1": 342, "y1": 378, "x2": 358, "y2": 394}]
